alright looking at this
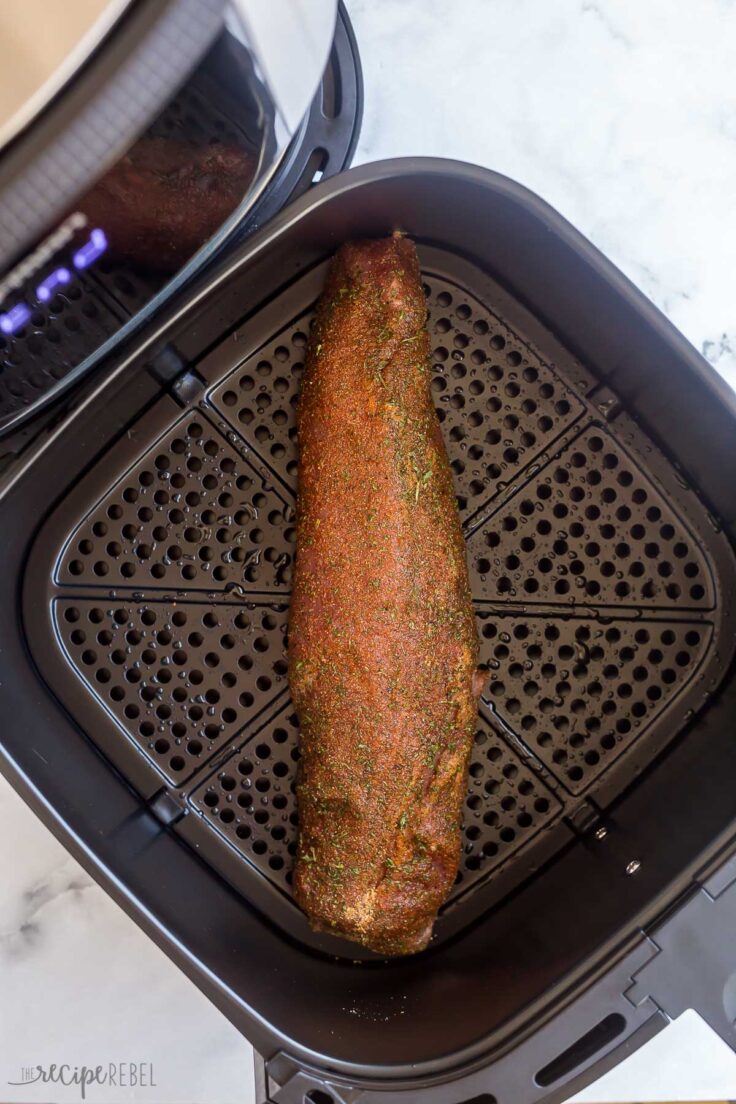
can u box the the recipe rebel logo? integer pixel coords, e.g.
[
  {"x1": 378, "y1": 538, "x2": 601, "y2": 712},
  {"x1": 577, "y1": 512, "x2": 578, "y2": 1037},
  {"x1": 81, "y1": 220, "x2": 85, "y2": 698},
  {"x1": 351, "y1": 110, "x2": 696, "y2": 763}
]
[{"x1": 8, "y1": 1061, "x2": 157, "y2": 1099}]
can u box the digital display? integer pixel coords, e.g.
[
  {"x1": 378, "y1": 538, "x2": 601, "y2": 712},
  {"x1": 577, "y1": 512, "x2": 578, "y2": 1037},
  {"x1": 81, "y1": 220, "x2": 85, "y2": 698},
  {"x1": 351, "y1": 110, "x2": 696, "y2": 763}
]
[{"x1": 0, "y1": 228, "x2": 108, "y2": 335}]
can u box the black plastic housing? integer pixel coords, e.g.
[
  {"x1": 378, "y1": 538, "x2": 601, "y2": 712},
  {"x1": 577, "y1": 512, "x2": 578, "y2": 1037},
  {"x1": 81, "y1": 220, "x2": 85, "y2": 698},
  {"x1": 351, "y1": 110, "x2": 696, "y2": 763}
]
[{"x1": 2, "y1": 160, "x2": 736, "y2": 1104}]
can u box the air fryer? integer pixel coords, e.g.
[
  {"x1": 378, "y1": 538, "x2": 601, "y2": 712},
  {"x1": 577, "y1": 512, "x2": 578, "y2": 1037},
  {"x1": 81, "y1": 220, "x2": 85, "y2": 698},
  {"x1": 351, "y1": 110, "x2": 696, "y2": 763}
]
[{"x1": 1, "y1": 8, "x2": 736, "y2": 1104}]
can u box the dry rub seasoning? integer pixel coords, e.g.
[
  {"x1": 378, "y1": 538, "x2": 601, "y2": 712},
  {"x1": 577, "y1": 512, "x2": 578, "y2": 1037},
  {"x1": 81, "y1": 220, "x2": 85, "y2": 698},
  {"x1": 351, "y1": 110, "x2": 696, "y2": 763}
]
[{"x1": 290, "y1": 236, "x2": 480, "y2": 955}]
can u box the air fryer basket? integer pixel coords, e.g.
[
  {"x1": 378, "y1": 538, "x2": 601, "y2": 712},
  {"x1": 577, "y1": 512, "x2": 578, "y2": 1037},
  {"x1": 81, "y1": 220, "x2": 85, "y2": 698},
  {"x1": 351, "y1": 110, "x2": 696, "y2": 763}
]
[
  {"x1": 4, "y1": 161, "x2": 736, "y2": 1103},
  {"x1": 26, "y1": 243, "x2": 736, "y2": 956}
]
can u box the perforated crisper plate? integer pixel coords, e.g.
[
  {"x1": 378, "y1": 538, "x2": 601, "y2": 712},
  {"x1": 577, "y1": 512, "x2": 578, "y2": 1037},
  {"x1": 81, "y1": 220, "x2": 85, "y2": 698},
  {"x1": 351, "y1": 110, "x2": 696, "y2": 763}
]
[{"x1": 29, "y1": 244, "x2": 736, "y2": 955}]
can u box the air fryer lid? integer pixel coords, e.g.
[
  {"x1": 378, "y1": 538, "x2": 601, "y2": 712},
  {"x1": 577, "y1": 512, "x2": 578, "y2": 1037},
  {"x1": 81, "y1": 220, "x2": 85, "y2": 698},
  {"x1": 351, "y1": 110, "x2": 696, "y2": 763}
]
[
  {"x1": 0, "y1": 0, "x2": 338, "y2": 272},
  {"x1": 0, "y1": 0, "x2": 226, "y2": 272},
  {"x1": 0, "y1": 0, "x2": 360, "y2": 445}
]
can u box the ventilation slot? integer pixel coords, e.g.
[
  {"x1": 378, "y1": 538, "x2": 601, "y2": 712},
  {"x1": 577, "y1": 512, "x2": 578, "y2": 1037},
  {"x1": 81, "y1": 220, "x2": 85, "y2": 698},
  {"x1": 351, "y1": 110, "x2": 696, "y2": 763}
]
[{"x1": 535, "y1": 1013, "x2": 626, "y2": 1087}]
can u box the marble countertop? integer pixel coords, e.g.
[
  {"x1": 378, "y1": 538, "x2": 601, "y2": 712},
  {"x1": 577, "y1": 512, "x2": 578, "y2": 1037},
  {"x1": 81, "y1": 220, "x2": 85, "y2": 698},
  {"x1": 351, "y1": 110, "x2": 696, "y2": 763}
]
[{"x1": 3, "y1": 1, "x2": 736, "y2": 1101}]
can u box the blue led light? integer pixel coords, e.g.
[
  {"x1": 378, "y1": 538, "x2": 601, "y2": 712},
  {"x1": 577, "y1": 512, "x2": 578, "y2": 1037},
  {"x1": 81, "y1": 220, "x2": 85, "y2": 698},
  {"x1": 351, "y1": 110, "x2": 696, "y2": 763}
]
[
  {"x1": 36, "y1": 267, "x2": 71, "y2": 303},
  {"x1": 0, "y1": 303, "x2": 31, "y2": 335},
  {"x1": 73, "y1": 228, "x2": 107, "y2": 270},
  {"x1": 0, "y1": 225, "x2": 109, "y2": 337}
]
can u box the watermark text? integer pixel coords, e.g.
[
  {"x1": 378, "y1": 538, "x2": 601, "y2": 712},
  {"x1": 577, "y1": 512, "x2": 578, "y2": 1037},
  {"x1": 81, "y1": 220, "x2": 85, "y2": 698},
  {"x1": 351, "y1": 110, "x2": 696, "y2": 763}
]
[{"x1": 9, "y1": 1062, "x2": 156, "y2": 1099}]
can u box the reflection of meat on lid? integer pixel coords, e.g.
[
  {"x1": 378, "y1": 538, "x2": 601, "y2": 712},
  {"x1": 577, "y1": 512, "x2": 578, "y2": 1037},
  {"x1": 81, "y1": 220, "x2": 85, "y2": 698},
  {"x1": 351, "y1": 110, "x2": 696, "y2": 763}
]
[{"x1": 77, "y1": 138, "x2": 256, "y2": 272}]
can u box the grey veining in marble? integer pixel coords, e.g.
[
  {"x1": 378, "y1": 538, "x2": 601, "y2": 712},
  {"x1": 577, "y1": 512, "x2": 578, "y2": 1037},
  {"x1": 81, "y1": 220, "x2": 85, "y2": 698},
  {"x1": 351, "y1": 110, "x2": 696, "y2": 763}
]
[{"x1": 350, "y1": 0, "x2": 736, "y2": 393}]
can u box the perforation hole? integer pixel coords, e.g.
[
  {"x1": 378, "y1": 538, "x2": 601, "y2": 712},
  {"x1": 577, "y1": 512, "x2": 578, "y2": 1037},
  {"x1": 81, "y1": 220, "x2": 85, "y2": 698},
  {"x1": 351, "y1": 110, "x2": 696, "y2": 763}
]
[
  {"x1": 191, "y1": 705, "x2": 559, "y2": 904},
  {"x1": 477, "y1": 614, "x2": 710, "y2": 792},
  {"x1": 208, "y1": 283, "x2": 580, "y2": 520},
  {"x1": 61, "y1": 415, "x2": 294, "y2": 594},
  {"x1": 56, "y1": 599, "x2": 288, "y2": 785},
  {"x1": 469, "y1": 426, "x2": 712, "y2": 607}
]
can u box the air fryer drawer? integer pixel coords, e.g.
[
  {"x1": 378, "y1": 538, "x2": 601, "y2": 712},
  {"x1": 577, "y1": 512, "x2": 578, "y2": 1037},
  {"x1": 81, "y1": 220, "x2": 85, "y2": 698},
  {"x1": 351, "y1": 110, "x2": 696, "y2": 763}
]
[{"x1": 3, "y1": 160, "x2": 736, "y2": 1099}]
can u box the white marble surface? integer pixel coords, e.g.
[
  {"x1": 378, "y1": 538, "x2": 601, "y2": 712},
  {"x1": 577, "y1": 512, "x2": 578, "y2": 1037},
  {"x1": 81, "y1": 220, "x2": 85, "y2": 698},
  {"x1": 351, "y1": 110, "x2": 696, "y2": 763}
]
[{"x1": 3, "y1": 1, "x2": 736, "y2": 1101}]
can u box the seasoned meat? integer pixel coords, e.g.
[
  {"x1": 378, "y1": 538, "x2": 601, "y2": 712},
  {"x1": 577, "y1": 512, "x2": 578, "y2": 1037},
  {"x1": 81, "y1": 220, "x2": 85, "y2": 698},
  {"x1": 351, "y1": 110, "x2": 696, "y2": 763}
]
[
  {"x1": 78, "y1": 137, "x2": 256, "y2": 272},
  {"x1": 289, "y1": 236, "x2": 480, "y2": 956}
]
